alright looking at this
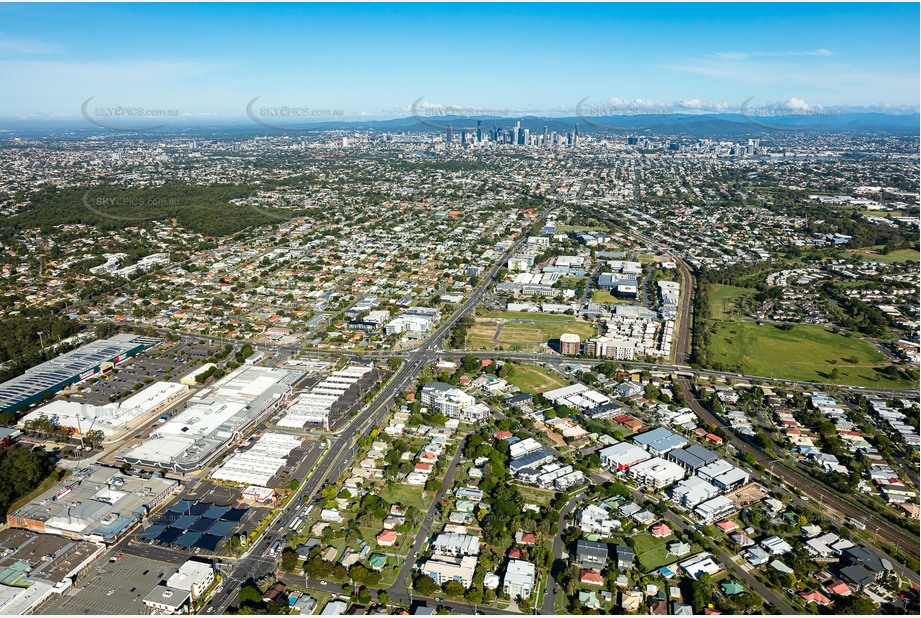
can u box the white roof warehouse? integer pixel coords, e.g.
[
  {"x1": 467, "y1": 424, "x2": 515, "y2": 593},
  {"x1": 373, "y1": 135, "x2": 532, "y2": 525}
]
[
  {"x1": 0, "y1": 334, "x2": 161, "y2": 413},
  {"x1": 19, "y1": 381, "x2": 189, "y2": 439},
  {"x1": 116, "y1": 364, "x2": 302, "y2": 473}
]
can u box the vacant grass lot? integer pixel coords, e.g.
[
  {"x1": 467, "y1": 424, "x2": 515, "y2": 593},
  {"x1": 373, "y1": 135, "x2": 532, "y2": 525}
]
[
  {"x1": 709, "y1": 284, "x2": 757, "y2": 320},
  {"x1": 479, "y1": 310, "x2": 573, "y2": 322},
  {"x1": 379, "y1": 483, "x2": 430, "y2": 511},
  {"x1": 465, "y1": 312, "x2": 595, "y2": 351},
  {"x1": 514, "y1": 484, "x2": 557, "y2": 507},
  {"x1": 505, "y1": 363, "x2": 568, "y2": 393},
  {"x1": 629, "y1": 533, "x2": 674, "y2": 572},
  {"x1": 711, "y1": 321, "x2": 912, "y2": 387},
  {"x1": 858, "y1": 248, "x2": 920, "y2": 264},
  {"x1": 590, "y1": 290, "x2": 626, "y2": 304}
]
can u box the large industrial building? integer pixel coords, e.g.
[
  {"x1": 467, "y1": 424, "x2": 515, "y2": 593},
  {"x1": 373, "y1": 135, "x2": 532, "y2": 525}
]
[
  {"x1": 0, "y1": 334, "x2": 162, "y2": 413},
  {"x1": 116, "y1": 364, "x2": 302, "y2": 473},
  {"x1": 6, "y1": 465, "x2": 177, "y2": 543},
  {"x1": 18, "y1": 381, "x2": 189, "y2": 439},
  {"x1": 275, "y1": 364, "x2": 373, "y2": 430},
  {"x1": 209, "y1": 431, "x2": 302, "y2": 487}
]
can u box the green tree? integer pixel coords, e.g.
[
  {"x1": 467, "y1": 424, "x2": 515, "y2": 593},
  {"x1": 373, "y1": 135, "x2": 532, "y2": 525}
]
[
  {"x1": 280, "y1": 548, "x2": 300, "y2": 573},
  {"x1": 238, "y1": 584, "x2": 263, "y2": 609},
  {"x1": 443, "y1": 581, "x2": 466, "y2": 597},
  {"x1": 414, "y1": 574, "x2": 440, "y2": 596}
]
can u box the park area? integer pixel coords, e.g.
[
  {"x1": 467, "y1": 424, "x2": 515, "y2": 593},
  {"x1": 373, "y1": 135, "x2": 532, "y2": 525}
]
[
  {"x1": 709, "y1": 284, "x2": 757, "y2": 320},
  {"x1": 857, "y1": 248, "x2": 921, "y2": 264},
  {"x1": 710, "y1": 321, "x2": 912, "y2": 387},
  {"x1": 466, "y1": 311, "x2": 595, "y2": 351}
]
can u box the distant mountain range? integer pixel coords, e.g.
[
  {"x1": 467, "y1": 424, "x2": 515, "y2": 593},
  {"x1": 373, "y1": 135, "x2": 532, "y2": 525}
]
[{"x1": 1, "y1": 111, "x2": 918, "y2": 138}]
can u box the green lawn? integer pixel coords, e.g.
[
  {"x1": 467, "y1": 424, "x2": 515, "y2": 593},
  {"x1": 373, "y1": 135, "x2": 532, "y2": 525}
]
[
  {"x1": 499, "y1": 321, "x2": 595, "y2": 343},
  {"x1": 465, "y1": 315, "x2": 595, "y2": 351},
  {"x1": 479, "y1": 310, "x2": 573, "y2": 322},
  {"x1": 379, "y1": 483, "x2": 430, "y2": 511},
  {"x1": 560, "y1": 276, "x2": 585, "y2": 287},
  {"x1": 710, "y1": 322, "x2": 914, "y2": 387},
  {"x1": 709, "y1": 284, "x2": 757, "y2": 320},
  {"x1": 514, "y1": 484, "x2": 557, "y2": 507},
  {"x1": 858, "y1": 249, "x2": 920, "y2": 264},
  {"x1": 504, "y1": 363, "x2": 568, "y2": 393},
  {"x1": 629, "y1": 533, "x2": 674, "y2": 572},
  {"x1": 590, "y1": 290, "x2": 625, "y2": 304}
]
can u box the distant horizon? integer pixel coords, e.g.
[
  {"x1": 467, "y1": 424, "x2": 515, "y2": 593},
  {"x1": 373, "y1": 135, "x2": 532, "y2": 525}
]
[{"x1": 4, "y1": 102, "x2": 921, "y2": 124}]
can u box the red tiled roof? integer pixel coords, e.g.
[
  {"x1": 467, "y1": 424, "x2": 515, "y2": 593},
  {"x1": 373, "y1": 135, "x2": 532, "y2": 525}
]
[
  {"x1": 580, "y1": 569, "x2": 604, "y2": 585},
  {"x1": 799, "y1": 591, "x2": 831, "y2": 605}
]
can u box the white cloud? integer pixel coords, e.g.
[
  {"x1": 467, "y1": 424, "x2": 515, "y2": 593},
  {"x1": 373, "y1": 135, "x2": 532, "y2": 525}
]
[
  {"x1": 714, "y1": 49, "x2": 835, "y2": 61},
  {"x1": 0, "y1": 33, "x2": 61, "y2": 55},
  {"x1": 675, "y1": 98, "x2": 730, "y2": 111},
  {"x1": 781, "y1": 97, "x2": 814, "y2": 111}
]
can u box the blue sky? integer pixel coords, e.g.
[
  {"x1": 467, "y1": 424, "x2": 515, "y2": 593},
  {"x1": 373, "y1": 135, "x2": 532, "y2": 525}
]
[{"x1": 0, "y1": 2, "x2": 917, "y2": 120}]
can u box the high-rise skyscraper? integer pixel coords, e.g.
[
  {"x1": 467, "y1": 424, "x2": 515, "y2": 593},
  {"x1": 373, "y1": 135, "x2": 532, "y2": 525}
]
[
  {"x1": 476, "y1": 120, "x2": 482, "y2": 143},
  {"x1": 446, "y1": 124, "x2": 453, "y2": 145}
]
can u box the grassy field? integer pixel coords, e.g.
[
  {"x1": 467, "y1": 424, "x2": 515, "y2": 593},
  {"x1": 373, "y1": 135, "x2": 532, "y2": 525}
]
[
  {"x1": 590, "y1": 290, "x2": 626, "y2": 304},
  {"x1": 709, "y1": 284, "x2": 757, "y2": 320},
  {"x1": 479, "y1": 310, "x2": 573, "y2": 322},
  {"x1": 467, "y1": 322, "x2": 501, "y2": 349},
  {"x1": 466, "y1": 313, "x2": 595, "y2": 351},
  {"x1": 629, "y1": 533, "x2": 675, "y2": 572},
  {"x1": 514, "y1": 484, "x2": 557, "y2": 507},
  {"x1": 857, "y1": 248, "x2": 921, "y2": 264},
  {"x1": 711, "y1": 321, "x2": 913, "y2": 387},
  {"x1": 560, "y1": 276, "x2": 585, "y2": 287},
  {"x1": 505, "y1": 363, "x2": 568, "y2": 393},
  {"x1": 379, "y1": 483, "x2": 430, "y2": 511}
]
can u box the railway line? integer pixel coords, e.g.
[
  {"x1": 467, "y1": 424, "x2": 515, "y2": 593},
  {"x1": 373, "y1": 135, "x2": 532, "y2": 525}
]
[{"x1": 675, "y1": 376, "x2": 920, "y2": 570}]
